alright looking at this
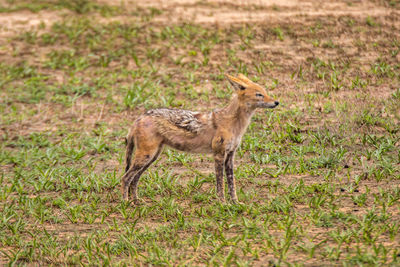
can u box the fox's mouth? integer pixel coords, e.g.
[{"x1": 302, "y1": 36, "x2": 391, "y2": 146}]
[{"x1": 259, "y1": 101, "x2": 279, "y2": 108}]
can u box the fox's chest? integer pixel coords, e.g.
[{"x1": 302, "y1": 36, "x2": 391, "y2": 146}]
[
  {"x1": 224, "y1": 119, "x2": 251, "y2": 150},
  {"x1": 227, "y1": 133, "x2": 244, "y2": 152}
]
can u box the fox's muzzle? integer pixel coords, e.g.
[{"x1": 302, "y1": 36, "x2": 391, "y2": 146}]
[{"x1": 260, "y1": 101, "x2": 279, "y2": 108}]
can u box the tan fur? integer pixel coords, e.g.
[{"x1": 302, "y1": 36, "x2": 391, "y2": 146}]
[{"x1": 121, "y1": 73, "x2": 279, "y2": 204}]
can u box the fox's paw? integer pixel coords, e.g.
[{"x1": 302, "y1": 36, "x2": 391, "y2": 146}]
[
  {"x1": 133, "y1": 197, "x2": 144, "y2": 205},
  {"x1": 217, "y1": 195, "x2": 226, "y2": 203},
  {"x1": 231, "y1": 199, "x2": 244, "y2": 206},
  {"x1": 121, "y1": 194, "x2": 130, "y2": 202}
]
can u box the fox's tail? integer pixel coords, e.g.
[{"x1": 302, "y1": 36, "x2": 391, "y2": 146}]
[{"x1": 125, "y1": 133, "x2": 135, "y2": 173}]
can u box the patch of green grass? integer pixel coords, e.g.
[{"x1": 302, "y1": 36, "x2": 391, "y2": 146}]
[
  {"x1": 272, "y1": 27, "x2": 284, "y2": 41},
  {"x1": 0, "y1": 0, "x2": 122, "y2": 15}
]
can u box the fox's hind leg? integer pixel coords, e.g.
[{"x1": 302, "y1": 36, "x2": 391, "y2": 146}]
[
  {"x1": 121, "y1": 142, "x2": 162, "y2": 202},
  {"x1": 121, "y1": 117, "x2": 163, "y2": 203},
  {"x1": 129, "y1": 146, "x2": 163, "y2": 203}
]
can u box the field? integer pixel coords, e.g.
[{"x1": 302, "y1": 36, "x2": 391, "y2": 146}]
[{"x1": 0, "y1": 0, "x2": 399, "y2": 265}]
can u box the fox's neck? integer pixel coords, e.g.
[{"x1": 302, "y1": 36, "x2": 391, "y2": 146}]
[{"x1": 221, "y1": 95, "x2": 255, "y2": 132}]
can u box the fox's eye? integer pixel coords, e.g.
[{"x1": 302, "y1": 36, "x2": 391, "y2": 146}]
[{"x1": 256, "y1": 93, "x2": 263, "y2": 97}]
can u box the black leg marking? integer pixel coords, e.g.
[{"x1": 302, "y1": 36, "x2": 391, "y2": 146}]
[
  {"x1": 214, "y1": 153, "x2": 225, "y2": 201},
  {"x1": 122, "y1": 164, "x2": 144, "y2": 200},
  {"x1": 125, "y1": 136, "x2": 135, "y2": 173},
  {"x1": 129, "y1": 148, "x2": 162, "y2": 202},
  {"x1": 224, "y1": 151, "x2": 238, "y2": 203}
]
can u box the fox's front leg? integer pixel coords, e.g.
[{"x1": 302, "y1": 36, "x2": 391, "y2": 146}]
[
  {"x1": 212, "y1": 134, "x2": 228, "y2": 202},
  {"x1": 224, "y1": 150, "x2": 239, "y2": 203},
  {"x1": 214, "y1": 153, "x2": 225, "y2": 202}
]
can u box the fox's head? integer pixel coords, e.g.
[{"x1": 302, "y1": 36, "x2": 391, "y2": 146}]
[{"x1": 226, "y1": 74, "x2": 279, "y2": 109}]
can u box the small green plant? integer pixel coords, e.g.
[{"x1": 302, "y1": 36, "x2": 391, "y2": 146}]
[
  {"x1": 272, "y1": 27, "x2": 284, "y2": 41},
  {"x1": 366, "y1": 16, "x2": 376, "y2": 27}
]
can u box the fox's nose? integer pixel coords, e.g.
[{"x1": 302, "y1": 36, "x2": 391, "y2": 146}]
[{"x1": 274, "y1": 101, "x2": 279, "y2": 106}]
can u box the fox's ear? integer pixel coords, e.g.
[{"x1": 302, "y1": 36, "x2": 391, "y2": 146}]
[
  {"x1": 237, "y1": 73, "x2": 253, "y2": 83},
  {"x1": 225, "y1": 74, "x2": 247, "y2": 91}
]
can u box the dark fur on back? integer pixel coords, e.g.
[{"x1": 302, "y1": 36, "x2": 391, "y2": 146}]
[{"x1": 145, "y1": 108, "x2": 204, "y2": 133}]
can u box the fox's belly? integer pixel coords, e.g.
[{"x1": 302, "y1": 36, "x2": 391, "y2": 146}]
[{"x1": 163, "y1": 137, "x2": 213, "y2": 154}]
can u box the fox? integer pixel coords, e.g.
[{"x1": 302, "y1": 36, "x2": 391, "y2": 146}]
[{"x1": 122, "y1": 73, "x2": 279, "y2": 204}]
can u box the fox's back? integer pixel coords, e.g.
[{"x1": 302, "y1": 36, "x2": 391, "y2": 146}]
[
  {"x1": 145, "y1": 108, "x2": 206, "y2": 134},
  {"x1": 133, "y1": 108, "x2": 216, "y2": 153}
]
